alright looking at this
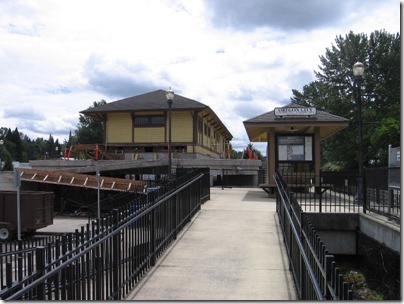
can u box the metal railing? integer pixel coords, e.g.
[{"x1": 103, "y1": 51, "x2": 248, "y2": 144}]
[
  {"x1": 274, "y1": 170, "x2": 353, "y2": 300},
  {"x1": 0, "y1": 168, "x2": 210, "y2": 300},
  {"x1": 278, "y1": 169, "x2": 400, "y2": 221}
]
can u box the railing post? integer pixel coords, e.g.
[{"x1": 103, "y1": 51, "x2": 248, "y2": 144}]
[
  {"x1": 387, "y1": 188, "x2": 391, "y2": 214},
  {"x1": 150, "y1": 204, "x2": 156, "y2": 267},
  {"x1": 299, "y1": 210, "x2": 305, "y2": 300},
  {"x1": 6, "y1": 262, "x2": 12, "y2": 289},
  {"x1": 112, "y1": 209, "x2": 120, "y2": 300},
  {"x1": 288, "y1": 192, "x2": 294, "y2": 271},
  {"x1": 362, "y1": 174, "x2": 367, "y2": 214},
  {"x1": 173, "y1": 193, "x2": 178, "y2": 240},
  {"x1": 319, "y1": 176, "x2": 323, "y2": 213},
  {"x1": 95, "y1": 255, "x2": 102, "y2": 300},
  {"x1": 324, "y1": 255, "x2": 334, "y2": 300},
  {"x1": 35, "y1": 246, "x2": 46, "y2": 300},
  {"x1": 334, "y1": 267, "x2": 340, "y2": 299},
  {"x1": 188, "y1": 186, "x2": 192, "y2": 223}
]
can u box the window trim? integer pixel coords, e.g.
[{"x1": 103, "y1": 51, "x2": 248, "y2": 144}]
[{"x1": 133, "y1": 115, "x2": 166, "y2": 127}]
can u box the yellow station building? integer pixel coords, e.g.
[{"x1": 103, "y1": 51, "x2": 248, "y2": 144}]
[{"x1": 80, "y1": 90, "x2": 233, "y2": 161}]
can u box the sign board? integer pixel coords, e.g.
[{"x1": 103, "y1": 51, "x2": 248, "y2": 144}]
[
  {"x1": 389, "y1": 146, "x2": 400, "y2": 167},
  {"x1": 277, "y1": 136, "x2": 313, "y2": 162},
  {"x1": 388, "y1": 146, "x2": 400, "y2": 189},
  {"x1": 274, "y1": 107, "x2": 317, "y2": 117}
]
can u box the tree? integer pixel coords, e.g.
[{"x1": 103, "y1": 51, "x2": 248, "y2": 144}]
[
  {"x1": 0, "y1": 138, "x2": 13, "y2": 171},
  {"x1": 64, "y1": 130, "x2": 75, "y2": 148},
  {"x1": 291, "y1": 30, "x2": 400, "y2": 170},
  {"x1": 241, "y1": 143, "x2": 265, "y2": 161},
  {"x1": 22, "y1": 135, "x2": 43, "y2": 161},
  {"x1": 74, "y1": 100, "x2": 106, "y2": 144},
  {"x1": 6, "y1": 128, "x2": 23, "y2": 162},
  {"x1": 0, "y1": 127, "x2": 68, "y2": 165}
]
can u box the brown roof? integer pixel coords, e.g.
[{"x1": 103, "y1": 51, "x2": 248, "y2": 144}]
[
  {"x1": 80, "y1": 89, "x2": 233, "y2": 140},
  {"x1": 243, "y1": 103, "x2": 349, "y2": 142},
  {"x1": 80, "y1": 90, "x2": 208, "y2": 113}
]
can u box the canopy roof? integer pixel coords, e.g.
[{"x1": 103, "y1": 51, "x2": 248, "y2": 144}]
[{"x1": 243, "y1": 103, "x2": 349, "y2": 142}]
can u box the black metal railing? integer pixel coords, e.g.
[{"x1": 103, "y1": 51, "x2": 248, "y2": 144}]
[
  {"x1": 364, "y1": 167, "x2": 400, "y2": 221},
  {"x1": 0, "y1": 168, "x2": 210, "y2": 300},
  {"x1": 274, "y1": 170, "x2": 353, "y2": 300},
  {"x1": 277, "y1": 169, "x2": 400, "y2": 221}
]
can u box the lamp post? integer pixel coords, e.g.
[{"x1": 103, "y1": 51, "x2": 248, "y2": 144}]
[
  {"x1": 166, "y1": 88, "x2": 174, "y2": 179},
  {"x1": 0, "y1": 140, "x2": 3, "y2": 171},
  {"x1": 353, "y1": 61, "x2": 365, "y2": 212}
]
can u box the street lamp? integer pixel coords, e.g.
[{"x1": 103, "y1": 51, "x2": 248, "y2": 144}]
[
  {"x1": 0, "y1": 140, "x2": 3, "y2": 171},
  {"x1": 166, "y1": 87, "x2": 174, "y2": 179},
  {"x1": 353, "y1": 61, "x2": 365, "y2": 212}
]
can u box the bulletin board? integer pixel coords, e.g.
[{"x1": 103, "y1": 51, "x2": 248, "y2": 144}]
[{"x1": 276, "y1": 135, "x2": 313, "y2": 162}]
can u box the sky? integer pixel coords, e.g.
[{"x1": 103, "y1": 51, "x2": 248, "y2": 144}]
[{"x1": 0, "y1": 0, "x2": 400, "y2": 155}]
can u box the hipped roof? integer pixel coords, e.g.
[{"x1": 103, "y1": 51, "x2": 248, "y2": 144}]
[
  {"x1": 80, "y1": 90, "x2": 233, "y2": 140},
  {"x1": 243, "y1": 103, "x2": 349, "y2": 142}
]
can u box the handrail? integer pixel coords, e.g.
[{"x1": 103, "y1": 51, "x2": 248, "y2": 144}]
[
  {"x1": 1, "y1": 168, "x2": 210, "y2": 300},
  {"x1": 274, "y1": 174, "x2": 324, "y2": 300},
  {"x1": 274, "y1": 170, "x2": 353, "y2": 300}
]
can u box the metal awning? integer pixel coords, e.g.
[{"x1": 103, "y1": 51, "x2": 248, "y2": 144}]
[{"x1": 19, "y1": 169, "x2": 147, "y2": 193}]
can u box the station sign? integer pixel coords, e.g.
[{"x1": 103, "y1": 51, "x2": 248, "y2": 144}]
[{"x1": 274, "y1": 107, "x2": 317, "y2": 117}]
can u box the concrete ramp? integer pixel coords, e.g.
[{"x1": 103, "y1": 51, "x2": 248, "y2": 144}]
[{"x1": 126, "y1": 187, "x2": 297, "y2": 301}]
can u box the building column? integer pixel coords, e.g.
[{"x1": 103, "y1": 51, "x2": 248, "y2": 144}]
[
  {"x1": 314, "y1": 127, "x2": 321, "y2": 186},
  {"x1": 268, "y1": 128, "x2": 276, "y2": 186}
]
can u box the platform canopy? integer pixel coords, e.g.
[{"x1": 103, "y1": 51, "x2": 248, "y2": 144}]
[{"x1": 243, "y1": 103, "x2": 349, "y2": 142}]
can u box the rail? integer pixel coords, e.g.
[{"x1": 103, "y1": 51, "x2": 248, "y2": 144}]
[
  {"x1": 278, "y1": 169, "x2": 400, "y2": 222},
  {"x1": 0, "y1": 168, "x2": 210, "y2": 300},
  {"x1": 274, "y1": 170, "x2": 353, "y2": 300}
]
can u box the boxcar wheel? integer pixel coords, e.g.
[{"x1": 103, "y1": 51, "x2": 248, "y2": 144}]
[{"x1": 0, "y1": 226, "x2": 12, "y2": 242}]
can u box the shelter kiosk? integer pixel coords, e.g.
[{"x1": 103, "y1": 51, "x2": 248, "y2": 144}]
[{"x1": 243, "y1": 103, "x2": 349, "y2": 193}]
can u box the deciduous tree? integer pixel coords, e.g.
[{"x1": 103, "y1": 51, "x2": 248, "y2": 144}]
[{"x1": 74, "y1": 100, "x2": 107, "y2": 144}]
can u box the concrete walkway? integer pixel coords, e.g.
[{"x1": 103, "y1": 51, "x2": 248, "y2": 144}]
[{"x1": 125, "y1": 187, "x2": 297, "y2": 301}]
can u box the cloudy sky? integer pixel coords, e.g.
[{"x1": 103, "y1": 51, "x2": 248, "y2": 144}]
[{"x1": 0, "y1": 0, "x2": 400, "y2": 154}]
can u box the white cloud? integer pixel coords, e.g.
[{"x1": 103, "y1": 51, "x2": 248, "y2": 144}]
[{"x1": 0, "y1": 0, "x2": 400, "y2": 153}]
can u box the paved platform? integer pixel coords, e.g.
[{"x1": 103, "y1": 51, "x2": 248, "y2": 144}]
[
  {"x1": 37, "y1": 216, "x2": 91, "y2": 233},
  {"x1": 125, "y1": 187, "x2": 297, "y2": 301}
]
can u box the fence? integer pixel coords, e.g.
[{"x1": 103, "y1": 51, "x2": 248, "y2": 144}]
[
  {"x1": 213, "y1": 168, "x2": 266, "y2": 188},
  {"x1": 277, "y1": 168, "x2": 400, "y2": 221},
  {"x1": 274, "y1": 170, "x2": 353, "y2": 300},
  {"x1": 365, "y1": 167, "x2": 400, "y2": 221},
  {"x1": 0, "y1": 168, "x2": 210, "y2": 300}
]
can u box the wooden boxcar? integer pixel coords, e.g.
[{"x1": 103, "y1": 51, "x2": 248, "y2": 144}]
[{"x1": 0, "y1": 191, "x2": 54, "y2": 241}]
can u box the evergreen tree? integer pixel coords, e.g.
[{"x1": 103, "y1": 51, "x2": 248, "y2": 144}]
[
  {"x1": 7, "y1": 128, "x2": 23, "y2": 162},
  {"x1": 46, "y1": 134, "x2": 55, "y2": 159},
  {"x1": 291, "y1": 30, "x2": 400, "y2": 170}
]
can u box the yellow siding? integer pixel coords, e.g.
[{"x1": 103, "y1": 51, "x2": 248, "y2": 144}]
[
  {"x1": 106, "y1": 113, "x2": 132, "y2": 143},
  {"x1": 171, "y1": 112, "x2": 193, "y2": 142},
  {"x1": 194, "y1": 145, "x2": 220, "y2": 158},
  {"x1": 135, "y1": 127, "x2": 165, "y2": 143},
  {"x1": 106, "y1": 109, "x2": 228, "y2": 158},
  {"x1": 194, "y1": 145, "x2": 210, "y2": 155},
  {"x1": 195, "y1": 113, "x2": 228, "y2": 158}
]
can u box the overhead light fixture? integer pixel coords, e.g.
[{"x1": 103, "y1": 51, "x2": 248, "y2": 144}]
[
  {"x1": 353, "y1": 62, "x2": 365, "y2": 79},
  {"x1": 287, "y1": 126, "x2": 298, "y2": 132},
  {"x1": 166, "y1": 87, "x2": 174, "y2": 104}
]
